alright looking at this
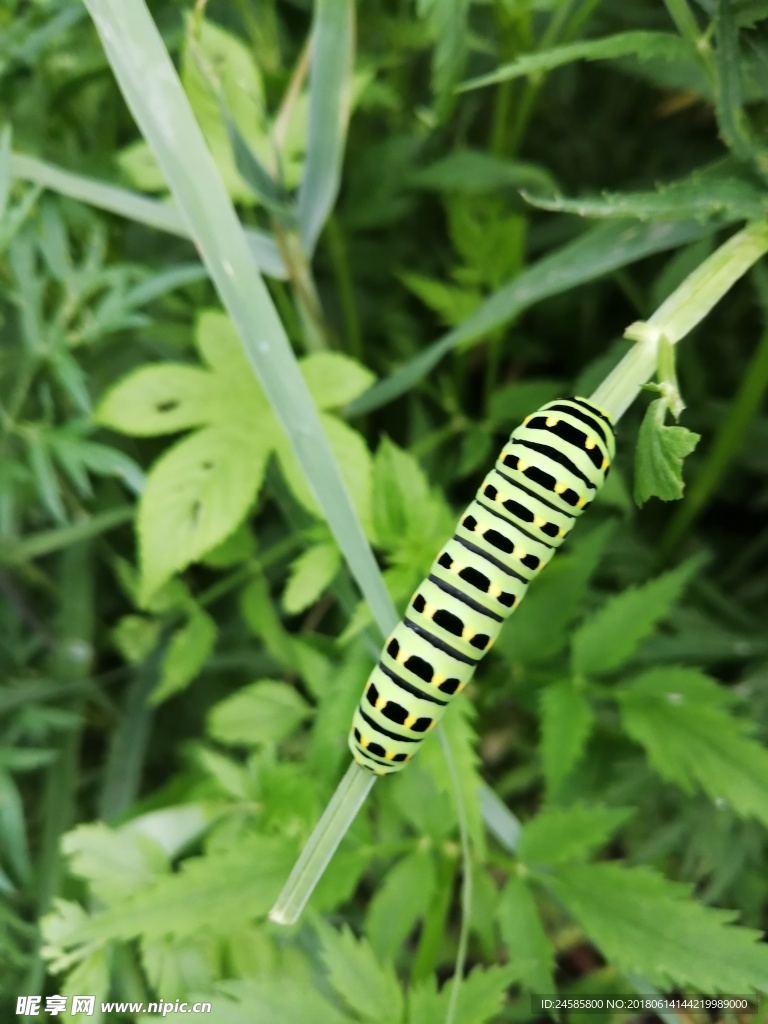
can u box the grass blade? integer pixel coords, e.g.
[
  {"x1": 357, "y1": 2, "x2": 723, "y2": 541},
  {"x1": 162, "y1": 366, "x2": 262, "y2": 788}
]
[
  {"x1": 10, "y1": 152, "x2": 287, "y2": 279},
  {"x1": 458, "y1": 32, "x2": 685, "y2": 92},
  {"x1": 298, "y1": 0, "x2": 355, "y2": 254},
  {"x1": 82, "y1": 0, "x2": 397, "y2": 643},
  {"x1": 350, "y1": 219, "x2": 714, "y2": 415}
]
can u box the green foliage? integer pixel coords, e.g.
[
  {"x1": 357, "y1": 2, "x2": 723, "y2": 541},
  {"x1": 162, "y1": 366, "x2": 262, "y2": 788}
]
[
  {"x1": 618, "y1": 667, "x2": 768, "y2": 826},
  {"x1": 546, "y1": 862, "x2": 768, "y2": 992},
  {"x1": 571, "y1": 558, "x2": 700, "y2": 677},
  {"x1": 635, "y1": 396, "x2": 701, "y2": 504},
  {"x1": 4, "y1": 0, "x2": 768, "y2": 1014},
  {"x1": 96, "y1": 311, "x2": 374, "y2": 602}
]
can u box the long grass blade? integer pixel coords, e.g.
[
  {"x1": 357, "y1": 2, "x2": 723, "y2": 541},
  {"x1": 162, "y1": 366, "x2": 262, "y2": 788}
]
[
  {"x1": 298, "y1": 0, "x2": 355, "y2": 255},
  {"x1": 10, "y1": 152, "x2": 287, "y2": 279},
  {"x1": 82, "y1": 0, "x2": 396, "y2": 636},
  {"x1": 349, "y1": 219, "x2": 714, "y2": 416}
]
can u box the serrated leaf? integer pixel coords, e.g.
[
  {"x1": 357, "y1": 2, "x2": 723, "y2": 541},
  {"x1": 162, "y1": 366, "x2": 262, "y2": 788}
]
[
  {"x1": 540, "y1": 682, "x2": 594, "y2": 796},
  {"x1": 497, "y1": 875, "x2": 555, "y2": 992},
  {"x1": 418, "y1": 695, "x2": 486, "y2": 859},
  {"x1": 634, "y1": 398, "x2": 700, "y2": 505},
  {"x1": 42, "y1": 836, "x2": 295, "y2": 954},
  {"x1": 399, "y1": 270, "x2": 480, "y2": 327},
  {"x1": 545, "y1": 861, "x2": 768, "y2": 993},
  {"x1": 282, "y1": 542, "x2": 342, "y2": 615},
  {"x1": 62, "y1": 825, "x2": 169, "y2": 905},
  {"x1": 153, "y1": 608, "x2": 217, "y2": 703},
  {"x1": 522, "y1": 161, "x2": 768, "y2": 224},
  {"x1": 407, "y1": 966, "x2": 512, "y2": 1024},
  {"x1": 319, "y1": 923, "x2": 404, "y2": 1024},
  {"x1": 207, "y1": 680, "x2": 311, "y2": 747},
  {"x1": 618, "y1": 666, "x2": 768, "y2": 826},
  {"x1": 301, "y1": 352, "x2": 376, "y2": 410},
  {"x1": 571, "y1": 558, "x2": 699, "y2": 677},
  {"x1": 365, "y1": 850, "x2": 436, "y2": 962},
  {"x1": 460, "y1": 31, "x2": 687, "y2": 91},
  {"x1": 497, "y1": 522, "x2": 613, "y2": 665},
  {"x1": 213, "y1": 977, "x2": 356, "y2": 1024},
  {"x1": 138, "y1": 426, "x2": 266, "y2": 604},
  {"x1": 519, "y1": 805, "x2": 633, "y2": 867}
]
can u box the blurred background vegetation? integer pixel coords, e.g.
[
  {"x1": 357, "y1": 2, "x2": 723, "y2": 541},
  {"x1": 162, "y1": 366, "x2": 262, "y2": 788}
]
[{"x1": 3, "y1": 0, "x2": 768, "y2": 1020}]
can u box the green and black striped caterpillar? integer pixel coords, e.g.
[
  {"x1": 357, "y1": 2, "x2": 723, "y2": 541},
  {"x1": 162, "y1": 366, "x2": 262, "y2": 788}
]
[{"x1": 349, "y1": 396, "x2": 616, "y2": 775}]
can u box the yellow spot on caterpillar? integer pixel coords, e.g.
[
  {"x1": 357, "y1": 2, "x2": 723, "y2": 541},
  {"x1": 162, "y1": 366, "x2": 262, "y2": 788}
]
[
  {"x1": 423, "y1": 603, "x2": 434, "y2": 618},
  {"x1": 517, "y1": 459, "x2": 529, "y2": 472},
  {"x1": 533, "y1": 516, "x2": 546, "y2": 528},
  {"x1": 405, "y1": 715, "x2": 416, "y2": 728},
  {"x1": 360, "y1": 736, "x2": 370, "y2": 748},
  {"x1": 427, "y1": 721, "x2": 437, "y2": 731},
  {"x1": 515, "y1": 548, "x2": 527, "y2": 560},
  {"x1": 489, "y1": 584, "x2": 501, "y2": 598},
  {"x1": 374, "y1": 767, "x2": 388, "y2": 776},
  {"x1": 585, "y1": 436, "x2": 596, "y2": 449},
  {"x1": 523, "y1": 415, "x2": 533, "y2": 424},
  {"x1": 462, "y1": 628, "x2": 474, "y2": 642},
  {"x1": 457, "y1": 681, "x2": 467, "y2": 693},
  {"x1": 386, "y1": 750, "x2": 395, "y2": 760},
  {"x1": 601, "y1": 458, "x2": 609, "y2": 471},
  {"x1": 432, "y1": 673, "x2": 445, "y2": 687},
  {"x1": 545, "y1": 416, "x2": 559, "y2": 427},
  {"x1": 576, "y1": 495, "x2": 587, "y2": 509},
  {"x1": 375, "y1": 697, "x2": 387, "y2": 711},
  {"x1": 453, "y1": 564, "x2": 464, "y2": 574},
  {"x1": 554, "y1": 482, "x2": 566, "y2": 494},
  {"x1": 558, "y1": 527, "x2": 567, "y2": 538}
]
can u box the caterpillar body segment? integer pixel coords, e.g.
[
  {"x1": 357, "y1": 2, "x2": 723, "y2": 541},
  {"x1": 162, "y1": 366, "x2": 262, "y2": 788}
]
[{"x1": 349, "y1": 397, "x2": 616, "y2": 775}]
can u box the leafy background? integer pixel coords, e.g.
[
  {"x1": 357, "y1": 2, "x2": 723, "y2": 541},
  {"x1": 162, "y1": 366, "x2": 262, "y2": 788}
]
[{"x1": 2, "y1": 0, "x2": 768, "y2": 1021}]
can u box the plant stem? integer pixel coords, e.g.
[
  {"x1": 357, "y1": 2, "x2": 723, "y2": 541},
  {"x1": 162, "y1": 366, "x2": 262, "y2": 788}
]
[
  {"x1": 590, "y1": 222, "x2": 768, "y2": 421},
  {"x1": 268, "y1": 760, "x2": 375, "y2": 924},
  {"x1": 324, "y1": 213, "x2": 363, "y2": 359}
]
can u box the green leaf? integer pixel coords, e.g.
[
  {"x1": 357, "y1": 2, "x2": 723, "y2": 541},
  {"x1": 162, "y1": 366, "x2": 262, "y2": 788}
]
[
  {"x1": 540, "y1": 682, "x2": 594, "y2": 796},
  {"x1": 410, "y1": 148, "x2": 556, "y2": 196},
  {"x1": 365, "y1": 850, "x2": 436, "y2": 963},
  {"x1": 519, "y1": 805, "x2": 633, "y2": 867},
  {"x1": 618, "y1": 666, "x2": 768, "y2": 827},
  {"x1": 350, "y1": 219, "x2": 712, "y2": 415},
  {"x1": 399, "y1": 270, "x2": 480, "y2": 327},
  {"x1": 497, "y1": 522, "x2": 613, "y2": 665},
  {"x1": 153, "y1": 608, "x2": 217, "y2": 704},
  {"x1": 207, "y1": 680, "x2": 311, "y2": 747},
  {"x1": 407, "y1": 966, "x2": 512, "y2": 1024},
  {"x1": 112, "y1": 614, "x2": 161, "y2": 665},
  {"x1": 301, "y1": 352, "x2": 376, "y2": 410},
  {"x1": 419, "y1": 0, "x2": 470, "y2": 113},
  {"x1": 62, "y1": 824, "x2": 168, "y2": 905},
  {"x1": 634, "y1": 398, "x2": 700, "y2": 505},
  {"x1": 214, "y1": 978, "x2": 357, "y2": 1024},
  {"x1": 42, "y1": 836, "x2": 296, "y2": 953},
  {"x1": 545, "y1": 861, "x2": 768, "y2": 993},
  {"x1": 497, "y1": 876, "x2": 555, "y2": 992},
  {"x1": 282, "y1": 542, "x2": 342, "y2": 615},
  {"x1": 419, "y1": 695, "x2": 486, "y2": 859},
  {"x1": 95, "y1": 364, "x2": 215, "y2": 437},
  {"x1": 571, "y1": 558, "x2": 699, "y2": 677},
  {"x1": 715, "y1": 0, "x2": 754, "y2": 161},
  {"x1": 180, "y1": 16, "x2": 267, "y2": 204},
  {"x1": 137, "y1": 426, "x2": 266, "y2": 604},
  {"x1": 298, "y1": 0, "x2": 355, "y2": 253},
  {"x1": 522, "y1": 161, "x2": 768, "y2": 224},
  {"x1": 319, "y1": 923, "x2": 404, "y2": 1024},
  {"x1": 459, "y1": 31, "x2": 687, "y2": 91}
]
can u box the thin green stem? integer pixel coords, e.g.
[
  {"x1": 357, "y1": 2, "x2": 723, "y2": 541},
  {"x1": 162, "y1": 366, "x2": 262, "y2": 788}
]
[
  {"x1": 660, "y1": 324, "x2": 768, "y2": 555},
  {"x1": 268, "y1": 761, "x2": 375, "y2": 924},
  {"x1": 411, "y1": 849, "x2": 458, "y2": 982},
  {"x1": 0, "y1": 506, "x2": 134, "y2": 565},
  {"x1": 591, "y1": 222, "x2": 768, "y2": 421},
  {"x1": 324, "y1": 214, "x2": 363, "y2": 359}
]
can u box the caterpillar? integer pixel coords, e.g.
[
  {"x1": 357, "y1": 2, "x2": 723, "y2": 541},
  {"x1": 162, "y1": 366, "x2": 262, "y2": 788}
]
[{"x1": 348, "y1": 396, "x2": 616, "y2": 775}]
